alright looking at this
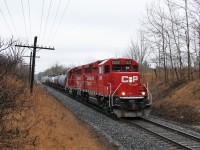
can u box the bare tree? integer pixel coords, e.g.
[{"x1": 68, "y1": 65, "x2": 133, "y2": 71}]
[
  {"x1": 166, "y1": 0, "x2": 184, "y2": 79},
  {"x1": 184, "y1": 0, "x2": 191, "y2": 79},
  {"x1": 143, "y1": 1, "x2": 170, "y2": 83},
  {"x1": 0, "y1": 37, "x2": 29, "y2": 137},
  {"x1": 141, "y1": 0, "x2": 200, "y2": 82},
  {"x1": 191, "y1": 0, "x2": 200, "y2": 78},
  {"x1": 124, "y1": 29, "x2": 149, "y2": 74}
]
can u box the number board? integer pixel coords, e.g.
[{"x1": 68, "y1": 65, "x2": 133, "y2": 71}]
[{"x1": 112, "y1": 61, "x2": 120, "y2": 65}]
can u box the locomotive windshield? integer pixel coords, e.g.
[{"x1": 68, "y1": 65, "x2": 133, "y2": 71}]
[
  {"x1": 112, "y1": 65, "x2": 130, "y2": 72},
  {"x1": 112, "y1": 65, "x2": 139, "y2": 72}
]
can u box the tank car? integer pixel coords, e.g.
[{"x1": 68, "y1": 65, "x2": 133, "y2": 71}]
[
  {"x1": 58, "y1": 75, "x2": 67, "y2": 87},
  {"x1": 45, "y1": 74, "x2": 67, "y2": 90},
  {"x1": 66, "y1": 58, "x2": 152, "y2": 117},
  {"x1": 41, "y1": 76, "x2": 49, "y2": 84}
]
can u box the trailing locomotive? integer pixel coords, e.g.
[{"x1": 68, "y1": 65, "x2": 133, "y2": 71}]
[{"x1": 42, "y1": 58, "x2": 152, "y2": 117}]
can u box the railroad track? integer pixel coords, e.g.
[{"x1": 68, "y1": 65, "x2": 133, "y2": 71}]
[
  {"x1": 45, "y1": 85, "x2": 118, "y2": 119},
  {"x1": 126, "y1": 118, "x2": 200, "y2": 150},
  {"x1": 45, "y1": 85, "x2": 200, "y2": 149}
]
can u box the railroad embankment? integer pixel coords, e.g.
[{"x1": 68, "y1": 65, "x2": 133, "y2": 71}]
[
  {"x1": 0, "y1": 81, "x2": 116, "y2": 150},
  {"x1": 150, "y1": 79, "x2": 200, "y2": 125}
]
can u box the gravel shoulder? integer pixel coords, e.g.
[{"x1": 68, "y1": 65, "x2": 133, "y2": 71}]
[{"x1": 45, "y1": 86, "x2": 166, "y2": 150}]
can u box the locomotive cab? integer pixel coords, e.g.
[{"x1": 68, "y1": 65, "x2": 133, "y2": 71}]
[{"x1": 98, "y1": 58, "x2": 152, "y2": 117}]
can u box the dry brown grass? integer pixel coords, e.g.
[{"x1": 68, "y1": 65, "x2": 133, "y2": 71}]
[
  {"x1": 1, "y1": 82, "x2": 117, "y2": 150},
  {"x1": 141, "y1": 70, "x2": 200, "y2": 124},
  {"x1": 151, "y1": 80, "x2": 200, "y2": 124}
]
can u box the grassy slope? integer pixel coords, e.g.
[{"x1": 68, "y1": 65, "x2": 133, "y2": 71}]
[
  {"x1": 148, "y1": 77, "x2": 200, "y2": 125},
  {"x1": 1, "y1": 84, "x2": 117, "y2": 150}
]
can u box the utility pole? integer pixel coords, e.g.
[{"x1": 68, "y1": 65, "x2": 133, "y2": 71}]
[
  {"x1": 22, "y1": 53, "x2": 40, "y2": 85},
  {"x1": 31, "y1": 37, "x2": 37, "y2": 94},
  {"x1": 29, "y1": 52, "x2": 32, "y2": 84},
  {"x1": 16, "y1": 36, "x2": 54, "y2": 94}
]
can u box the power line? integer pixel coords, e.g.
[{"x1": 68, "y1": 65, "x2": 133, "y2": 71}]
[
  {"x1": 47, "y1": 0, "x2": 62, "y2": 45},
  {"x1": 4, "y1": 0, "x2": 18, "y2": 37},
  {"x1": 0, "y1": 7, "x2": 13, "y2": 36},
  {"x1": 43, "y1": 0, "x2": 53, "y2": 44},
  {"x1": 39, "y1": 0, "x2": 45, "y2": 42},
  {"x1": 50, "y1": 0, "x2": 71, "y2": 44},
  {"x1": 28, "y1": 0, "x2": 32, "y2": 39},
  {"x1": 20, "y1": 0, "x2": 28, "y2": 39}
]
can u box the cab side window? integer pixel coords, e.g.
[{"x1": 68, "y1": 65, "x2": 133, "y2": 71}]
[
  {"x1": 104, "y1": 65, "x2": 110, "y2": 74},
  {"x1": 133, "y1": 65, "x2": 138, "y2": 72},
  {"x1": 99, "y1": 66, "x2": 102, "y2": 74},
  {"x1": 112, "y1": 65, "x2": 121, "y2": 72}
]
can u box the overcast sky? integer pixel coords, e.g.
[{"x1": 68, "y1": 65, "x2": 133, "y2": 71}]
[{"x1": 0, "y1": 0, "x2": 153, "y2": 73}]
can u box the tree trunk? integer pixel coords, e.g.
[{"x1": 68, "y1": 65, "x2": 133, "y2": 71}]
[
  {"x1": 175, "y1": 67, "x2": 179, "y2": 80},
  {"x1": 167, "y1": 0, "x2": 183, "y2": 79},
  {"x1": 199, "y1": 28, "x2": 200, "y2": 78},
  {"x1": 167, "y1": 31, "x2": 174, "y2": 80},
  {"x1": 185, "y1": 0, "x2": 191, "y2": 80}
]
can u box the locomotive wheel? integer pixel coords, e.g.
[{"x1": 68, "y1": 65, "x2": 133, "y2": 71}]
[
  {"x1": 65, "y1": 88, "x2": 69, "y2": 94},
  {"x1": 77, "y1": 95, "x2": 82, "y2": 100},
  {"x1": 97, "y1": 97, "x2": 105, "y2": 107},
  {"x1": 100, "y1": 98, "x2": 109, "y2": 110},
  {"x1": 84, "y1": 93, "x2": 89, "y2": 102},
  {"x1": 80, "y1": 93, "x2": 84, "y2": 101}
]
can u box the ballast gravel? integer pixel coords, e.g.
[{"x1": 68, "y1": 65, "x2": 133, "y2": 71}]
[{"x1": 45, "y1": 87, "x2": 167, "y2": 150}]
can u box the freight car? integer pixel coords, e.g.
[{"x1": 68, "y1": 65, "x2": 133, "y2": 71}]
[
  {"x1": 42, "y1": 58, "x2": 152, "y2": 117},
  {"x1": 41, "y1": 74, "x2": 67, "y2": 91}
]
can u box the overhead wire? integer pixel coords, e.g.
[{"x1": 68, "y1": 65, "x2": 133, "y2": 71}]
[
  {"x1": 0, "y1": 7, "x2": 13, "y2": 36},
  {"x1": 1, "y1": 0, "x2": 70, "y2": 44},
  {"x1": 39, "y1": 0, "x2": 45, "y2": 43},
  {"x1": 42, "y1": 0, "x2": 53, "y2": 44},
  {"x1": 4, "y1": 0, "x2": 18, "y2": 37},
  {"x1": 50, "y1": 0, "x2": 71, "y2": 45},
  {"x1": 28, "y1": 0, "x2": 32, "y2": 40},
  {"x1": 20, "y1": 0, "x2": 28, "y2": 40},
  {"x1": 46, "y1": 0, "x2": 62, "y2": 45}
]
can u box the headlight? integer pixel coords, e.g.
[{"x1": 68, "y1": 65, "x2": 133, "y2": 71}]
[
  {"x1": 122, "y1": 92, "x2": 125, "y2": 96},
  {"x1": 141, "y1": 91, "x2": 146, "y2": 96}
]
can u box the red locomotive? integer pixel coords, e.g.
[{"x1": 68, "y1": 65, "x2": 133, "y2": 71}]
[{"x1": 65, "y1": 58, "x2": 152, "y2": 117}]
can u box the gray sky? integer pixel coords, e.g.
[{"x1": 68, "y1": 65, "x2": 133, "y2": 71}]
[{"x1": 0, "y1": 0, "x2": 152, "y2": 73}]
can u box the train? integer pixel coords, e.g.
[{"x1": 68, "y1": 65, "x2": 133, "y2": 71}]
[{"x1": 41, "y1": 58, "x2": 152, "y2": 117}]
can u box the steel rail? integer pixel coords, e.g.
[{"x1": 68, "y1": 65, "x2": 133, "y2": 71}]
[{"x1": 126, "y1": 118, "x2": 200, "y2": 150}]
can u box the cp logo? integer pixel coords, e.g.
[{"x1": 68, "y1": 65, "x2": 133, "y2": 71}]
[{"x1": 121, "y1": 76, "x2": 138, "y2": 83}]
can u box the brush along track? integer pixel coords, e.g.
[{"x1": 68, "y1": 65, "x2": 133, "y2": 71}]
[{"x1": 125, "y1": 118, "x2": 200, "y2": 150}]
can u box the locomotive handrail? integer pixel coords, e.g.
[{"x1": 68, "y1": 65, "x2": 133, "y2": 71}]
[
  {"x1": 111, "y1": 83, "x2": 122, "y2": 107},
  {"x1": 108, "y1": 83, "x2": 112, "y2": 108}
]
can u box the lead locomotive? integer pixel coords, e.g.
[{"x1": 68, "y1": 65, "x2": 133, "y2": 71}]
[{"x1": 42, "y1": 58, "x2": 152, "y2": 117}]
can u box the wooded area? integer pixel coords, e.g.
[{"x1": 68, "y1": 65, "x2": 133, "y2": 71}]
[{"x1": 125, "y1": 0, "x2": 200, "y2": 84}]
